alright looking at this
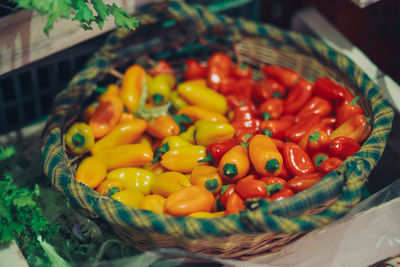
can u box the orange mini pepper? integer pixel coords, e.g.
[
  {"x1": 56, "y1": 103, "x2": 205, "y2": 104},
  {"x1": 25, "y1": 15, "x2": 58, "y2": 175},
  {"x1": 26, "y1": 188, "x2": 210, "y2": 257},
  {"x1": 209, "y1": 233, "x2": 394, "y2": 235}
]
[
  {"x1": 120, "y1": 65, "x2": 147, "y2": 112},
  {"x1": 89, "y1": 95, "x2": 124, "y2": 139},
  {"x1": 249, "y1": 134, "x2": 283, "y2": 176},
  {"x1": 138, "y1": 194, "x2": 166, "y2": 214},
  {"x1": 164, "y1": 185, "x2": 215, "y2": 217},
  {"x1": 330, "y1": 114, "x2": 371, "y2": 143},
  {"x1": 146, "y1": 115, "x2": 180, "y2": 139},
  {"x1": 75, "y1": 156, "x2": 107, "y2": 188},
  {"x1": 191, "y1": 165, "x2": 223, "y2": 194},
  {"x1": 96, "y1": 179, "x2": 125, "y2": 196},
  {"x1": 218, "y1": 145, "x2": 250, "y2": 181}
]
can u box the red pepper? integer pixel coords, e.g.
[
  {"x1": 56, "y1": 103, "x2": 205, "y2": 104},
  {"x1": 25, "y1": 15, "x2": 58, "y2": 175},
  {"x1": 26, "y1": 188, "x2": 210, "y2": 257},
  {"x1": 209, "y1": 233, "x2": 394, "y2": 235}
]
[
  {"x1": 283, "y1": 142, "x2": 315, "y2": 176},
  {"x1": 225, "y1": 192, "x2": 245, "y2": 215},
  {"x1": 312, "y1": 152, "x2": 329, "y2": 172},
  {"x1": 261, "y1": 65, "x2": 301, "y2": 89},
  {"x1": 306, "y1": 130, "x2": 331, "y2": 155},
  {"x1": 206, "y1": 138, "x2": 240, "y2": 166},
  {"x1": 271, "y1": 138, "x2": 284, "y2": 151},
  {"x1": 237, "y1": 78, "x2": 256, "y2": 100},
  {"x1": 183, "y1": 59, "x2": 207, "y2": 80},
  {"x1": 226, "y1": 94, "x2": 258, "y2": 116},
  {"x1": 231, "y1": 63, "x2": 252, "y2": 79},
  {"x1": 259, "y1": 98, "x2": 284, "y2": 120},
  {"x1": 284, "y1": 79, "x2": 314, "y2": 115},
  {"x1": 298, "y1": 123, "x2": 331, "y2": 150},
  {"x1": 149, "y1": 60, "x2": 174, "y2": 77},
  {"x1": 207, "y1": 52, "x2": 232, "y2": 91},
  {"x1": 220, "y1": 77, "x2": 239, "y2": 95},
  {"x1": 295, "y1": 96, "x2": 333, "y2": 123},
  {"x1": 329, "y1": 136, "x2": 360, "y2": 160},
  {"x1": 252, "y1": 78, "x2": 286, "y2": 104},
  {"x1": 260, "y1": 176, "x2": 288, "y2": 188},
  {"x1": 288, "y1": 173, "x2": 323, "y2": 192},
  {"x1": 220, "y1": 184, "x2": 236, "y2": 208},
  {"x1": 230, "y1": 105, "x2": 261, "y2": 137},
  {"x1": 335, "y1": 96, "x2": 364, "y2": 127},
  {"x1": 279, "y1": 163, "x2": 290, "y2": 180},
  {"x1": 235, "y1": 177, "x2": 269, "y2": 200},
  {"x1": 321, "y1": 116, "x2": 337, "y2": 128},
  {"x1": 261, "y1": 119, "x2": 294, "y2": 140},
  {"x1": 284, "y1": 114, "x2": 321, "y2": 142},
  {"x1": 341, "y1": 88, "x2": 356, "y2": 104},
  {"x1": 320, "y1": 157, "x2": 343, "y2": 174},
  {"x1": 313, "y1": 77, "x2": 346, "y2": 100},
  {"x1": 330, "y1": 114, "x2": 371, "y2": 143},
  {"x1": 269, "y1": 188, "x2": 294, "y2": 201}
]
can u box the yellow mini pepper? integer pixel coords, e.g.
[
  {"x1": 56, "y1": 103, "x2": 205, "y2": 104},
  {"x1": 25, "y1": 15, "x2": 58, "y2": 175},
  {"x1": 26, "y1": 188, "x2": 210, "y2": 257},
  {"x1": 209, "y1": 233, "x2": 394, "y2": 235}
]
[
  {"x1": 194, "y1": 120, "x2": 235, "y2": 146},
  {"x1": 177, "y1": 82, "x2": 228, "y2": 114},
  {"x1": 179, "y1": 125, "x2": 196, "y2": 144},
  {"x1": 65, "y1": 122, "x2": 95, "y2": 154},
  {"x1": 148, "y1": 74, "x2": 172, "y2": 105},
  {"x1": 138, "y1": 194, "x2": 166, "y2": 213},
  {"x1": 151, "y1": 171, "x2": 191, "y2": 197},
  {"x1": 160, "y1": 145, "x2": 208, "y2": 173},
  {"x1": 170, "y1": 91, "x2": 187, "y2": 110},
  {"x1": 106, "y1": 167, "x2": 155, "y2": 195},
  {"x1": 112, "y1": 189, "x2": 144, "y2": 208},
  {"x1": 75, "y1": 156, "x2": 107, "y2": 188},
  {"x1": 120, "y1": 65, "x2": 147, "y2": 112},
  {"x1": 146, "y1": 115, "x2": 180, "y2": 139},
  {"x1": 177, "y1": 105, "x2": 228, "y2": 123},
  {"x1": 190, "y1": 165, "x2": 222, "y2": 194}
]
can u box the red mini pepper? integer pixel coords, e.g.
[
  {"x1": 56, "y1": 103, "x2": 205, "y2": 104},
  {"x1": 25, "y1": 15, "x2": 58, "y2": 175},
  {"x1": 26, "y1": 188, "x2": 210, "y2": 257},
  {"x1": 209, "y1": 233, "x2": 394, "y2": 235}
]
[
  {"x1": 230, "y1": 105, "x2": 261, "y2": 138},
  {"x1": 329, "y1": 136, "x2": 360, "y2": 160},
  {"x1": 225, "y1": 192, "x2": 245, "y2": 215},
  {"x1": 313, "y1": 77, "x2": 346, "y2": 100},
  {"x1": 237, "y1": 78, "x2": 256, "y2": 100},
  {"x1": 284, "y1": 79, "x2": 314, "y2": 115},
  {"x1": 220, "y1": 184, "x2": 236, "y2": 208},
  {"x1": 261, "y1": 119, "x2": 294, "y2": 140},
  {"x1": 288, "y1": 172, "x2": 323, "y2": 192},
  {"x1": 207, "y1": 52, "x2": 232, "y2": 91},
  {"x1": 183, "y1": 59, "x2": 207, "y2": 80},
  {"x1": 206, "y1": 138, "x2": 240, "y2": 166},
  {"x1": 261, "y1": 65, "x2": 301, "y2": 89},
  {"x1": 297, "y1": 122, "x2": 332, "y2": 150},
  {"x1": 284, "y1": 114, "x2": 321, "y2": 142},
  {"x1": 312, "y1": 152, "x2": 329, "y2": 172},
  {"x1": 235, "y1": 177, "x2": 269, "y2": 200},
  {"x1": 306, "y1": 130, "x2": 331, "y2": 155},
  {"x1": 295, "y1": 96, "x2": 333, "y2": 123},
  {"x1": 269, "y1": 188, "x2": 295, "y2": 201},
  {"x1": 220, "y1": 77, "x2": 239, "y2": 95},
  {"x1": 260, "y1": 176, "x2": 288, "y2": 188},
  {"x1": 283, "y1": 142, "x2": 315, "y2": 176},
  {"x1": 252, "y1": 78, "x2": 286, "y2": 104},
  {"x1": 335, "y1": 96, "x2": 364, "y2": 126},
  {"x1": 226, "y1": 94, "x2": 258, "y2": 116},
  {"x1": 321, "y1": 116, "x2": 337, "y2": 128},
  {"x1": 231, "y1": 63, "x2": 253, "y2": 79},
  {"x1": 149, "y1": 59, "x2": 174, "y2": 77},
  {"x1": 320, "y1": 157, "x2": 343, "y2": 174},
  {"x1": 259, "y1": 98, "x2": 284, "y2": 120},
  {"x1": 330, "y1": 114, "x2": 371, "y2": 143}
]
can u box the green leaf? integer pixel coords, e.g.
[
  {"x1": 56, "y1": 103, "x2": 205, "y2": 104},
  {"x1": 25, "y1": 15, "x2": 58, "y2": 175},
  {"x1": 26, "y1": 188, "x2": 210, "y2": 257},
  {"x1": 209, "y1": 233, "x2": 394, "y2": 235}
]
[
  {"x1": 110, "y1": 3, "x2": 139, "y2": 30},
  {"x1": 73, "y1": 0, "x2": 95, "y2": 29},
  {"x1": 91, "y1": 0, "x2": 109, "y2": 21}
]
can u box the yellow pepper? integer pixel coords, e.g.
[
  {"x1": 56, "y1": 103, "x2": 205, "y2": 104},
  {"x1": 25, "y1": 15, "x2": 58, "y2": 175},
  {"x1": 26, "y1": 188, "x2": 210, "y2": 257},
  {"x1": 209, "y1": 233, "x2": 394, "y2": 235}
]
[
  {"x1": 75, "y1": 156, "x2": 107, "y2": 188},
  {"x1": 111, "y1": 189, "x2": 144, "y2": 208},
  {"x1": 188, "y1": 211, "x2": 225, "y2": 218},
  {"x1": 151, "y1": 171, "x2": 191, "y2": 197},
  {"x1": 118, "y1": 112, "x2": 136, "y2": 123},
  {"x1": 164, "y1": 185, "x2": 215, "y2": 217},
  {"x1": 170, "y1": 91, "x2": 187, "y2": 110},
  {"x1": 162, "y1": 136, "x2": 192, "y2": 149},
  {"x1": 94, "y1": 144, "x2": 153, "y2": 170},
  {"x1": 120, "y1": 65, "x2": 147, "y2": 112},
  {"x1": 160, "y1": 145, "x2": 208, "y2": 173},
  {"x1": 65, "y1": 122, "x2": 95, "y2": 154},
  {"x1": 179, "y1": 125, "x2": 196, "y2": 144},
  {"x1": 190, "y1": 165, "x2": 222, "y2": 194},
  {"x1": 138, "y1": 194, "x2": 166, "y2": 213},
  {"x1": 177, "y1": 82, "x2": 227, "y2": 114},
  {"x1": 143, "y1": 162, "x2": 165, "y2": 175},
  {"x1": 106, "y1": 167, "x2": 154, "y2": 195},
  {"x1": 96, "y1": 179, "x2": 125, "y2": 196},
  {"x1": 135, "y1": 134, "x2": 153, "y2": 149},
  {"x1": 194, "y1": 120, "x2": 235, "y2": 146},
  {"x1": 148, "y1": 74, "x2": 172, "y2": 105},
  {"x1": 146, "y1": 115, "x2": 180, "y2": 139},
  {"x1": 98, "y1": 84, "x2": 120, "y2": 103},
  {"x1": 177, "y1": 106, "x2": 228, "y2": 123},
  {"x1": 91, "y1": 119, "x2": 148, "y2": 155}
]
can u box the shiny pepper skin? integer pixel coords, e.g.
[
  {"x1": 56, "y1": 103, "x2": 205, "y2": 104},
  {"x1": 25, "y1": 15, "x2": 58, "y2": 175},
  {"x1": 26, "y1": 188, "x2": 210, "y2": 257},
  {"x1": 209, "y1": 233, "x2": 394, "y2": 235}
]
[
  {"x1": 320, "y1": 157, "x2": 343, "y2": 174},
  {"x1": 120, "y1": 65, "x2": 147, "y2": 112},
  {"x1": 106, "y1": 167, "x2": 155, "y2": 195},
  {"x1": 91, "y1": 119, "x2": 147, "y2": 155},
  {"x1": 329, "y1": 136, "x2": 360, "y2": 160},
  {"x1": 96, "y1": 179, "x2": 125, "y2": 196},
  {"x1": 191, "y1": 165, "x2": 223, "y2": 194},
  {"x1": 148, "y1": 74, "x2": 172, "y2": 105},
  {"x1": 284, "y1": 79, "x2": 313, "y2": 115},
  {"x1": 218, "y1": 145, "x2": 250, "y2": 181},
  {"x1": 235, "y1": 176, "x2": 269, "y2": 200},
  {"x1": 259, "y1": 98, "x2": 284, "y2": 120},
  {"x1": 330, "y1": 114, "x2": 371, "y2": 143},
  {"x1": 164, "y1": 185, "x2": 215, "y2": 217},
  {"x1": 65, "y1": 122, "x2": 95, "y2": 154},
  {"x1": 146, "y1": 115, "x2": 180, "y2": 139},
  {"x1": 138, "y1": 194, "x2": 166, "y2": 213},
  {"x1": 111, "y1": 189, "x2": 144, "y2": 208},
  {"x1": 177, "y1": 105, "x2": 228, "y2": 123},
  {"x1": 249, "y1": 134, "x2": 283, "y2": 176},
  {"x1": 75, "y1": 156, "x2": 107, "y2": 188},
  {"x1": 225, "y1": 192, "x2": 245, "y2": 215},
  {"x1": 283, "y1": 142, "x2": 315, "y2": 176},
  {"x1": 151, "y1": 171, "x2": 191, "y2": 198},
  {"x1": 160, "y1": 145, "x2": 207, "y2": 173},
  {"x1": 194, "y1": 120, "x2": 235, "y2": 146}
]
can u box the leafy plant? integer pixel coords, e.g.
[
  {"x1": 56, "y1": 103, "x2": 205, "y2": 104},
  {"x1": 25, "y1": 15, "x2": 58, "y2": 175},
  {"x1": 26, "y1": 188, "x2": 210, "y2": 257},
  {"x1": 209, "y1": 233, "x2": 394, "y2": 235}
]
[{"x1": 10, "y1": 0, "x2": 139, "y2": 34}]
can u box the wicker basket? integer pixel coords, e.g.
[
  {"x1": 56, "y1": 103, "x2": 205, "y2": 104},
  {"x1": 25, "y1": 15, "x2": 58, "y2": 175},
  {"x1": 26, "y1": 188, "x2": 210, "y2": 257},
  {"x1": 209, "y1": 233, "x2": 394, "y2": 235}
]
[{"x1": 41, "y1": 2, "x2": 394, "y2": 260}]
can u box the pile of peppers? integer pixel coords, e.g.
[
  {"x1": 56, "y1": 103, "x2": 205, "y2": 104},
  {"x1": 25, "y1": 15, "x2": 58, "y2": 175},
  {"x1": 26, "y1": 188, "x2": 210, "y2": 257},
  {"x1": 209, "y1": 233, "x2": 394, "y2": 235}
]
[{"x1": 65, "y1": 52, "x2": 371, "y2": 218}]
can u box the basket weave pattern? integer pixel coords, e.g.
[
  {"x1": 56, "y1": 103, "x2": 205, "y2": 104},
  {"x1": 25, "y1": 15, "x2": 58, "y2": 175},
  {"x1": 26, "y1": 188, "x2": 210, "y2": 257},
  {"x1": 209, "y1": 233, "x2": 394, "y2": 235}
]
[{"x1": 41, "y1": 2, "x2": 394, "y2": 259}]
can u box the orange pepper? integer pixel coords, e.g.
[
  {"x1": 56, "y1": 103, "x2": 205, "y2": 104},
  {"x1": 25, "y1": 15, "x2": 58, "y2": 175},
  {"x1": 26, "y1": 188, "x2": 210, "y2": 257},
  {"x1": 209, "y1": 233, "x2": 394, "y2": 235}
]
[
  {"x1": 330, "y1": 114, "x2": 371, "y2": 143},
  {"x1": 146, "y1": 115, "x2": 180, "y2": 139},
  {"x1": 75, "y1": 156, "x2": 107, "y2": 188},
  {"x1": 138, "y1": 194, "x2": 166, "y2": 213},
  {"x1": 249, "y1": 134, "x2": 283, "y2": 176},
  {"x1": 96, "y1": 179, "x2": 125, "y2": 196},
  {"x1": 218, "y1": 145, "x2": 250, "y2": 181},
  {"x1": 91, "y1": 119, "x2": 147, "y2": 155},
  {"x1": 82, "y1": 102, "x2": 98, "y2": 123},
  {"x1": 94, "y1": 144, "x2": 153, "y2": 170},
  {"x1": 118, "y1": 112, "x2": 135, "y2": 123},
  {"x1": 88, "y1": 95, "x2": 124, "y2": 138},
  {"x1": 164, "y1": 185, "x2": 215, "y2": 217},
  {"x1": 98, "y1": 84, "x2": 120, "y2": 103},
  {"x1": 190, "y1": 165, "x2": 223, "y2": 194},
  {"x1": 120, "y1": 65, "x2": 147, "y2": 112},
  {"x1": 151, "y1": 171, "x2": 191, "y2": 197}
]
